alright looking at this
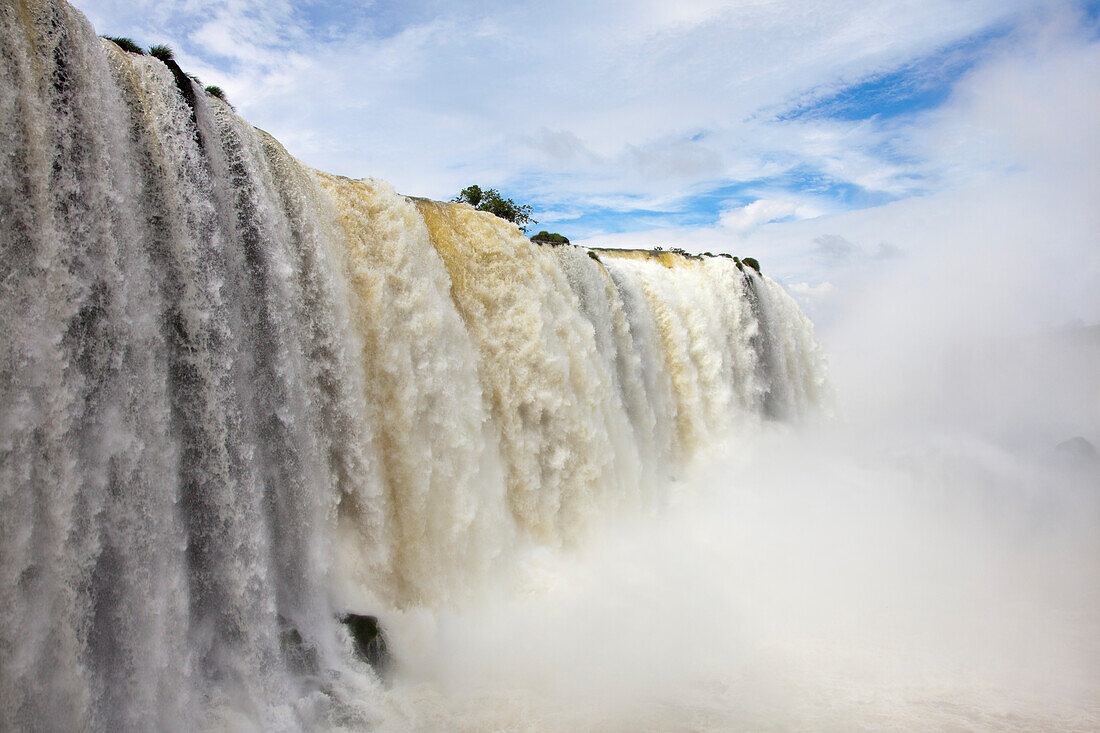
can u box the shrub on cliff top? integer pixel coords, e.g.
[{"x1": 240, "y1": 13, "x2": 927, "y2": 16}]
[
  {"x1": 530, "y1": 231, "x2": 569, "y2": 244},
  {"x1": 452, "y1": 185, "x2": 536, "y2": 233}
]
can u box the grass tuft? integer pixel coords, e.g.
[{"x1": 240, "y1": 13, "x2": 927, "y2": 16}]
[{"x1": 148, "y1": 44, "x2": 174, "y2": 62}]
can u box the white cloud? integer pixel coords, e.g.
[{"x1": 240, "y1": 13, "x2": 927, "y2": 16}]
[
  {"x1": 77, "y1": 0, "x2": 1038, "y2": 202},
  {"x1": 573, "y1": 4, "x2": 1097, "y2": 338},
  {"x1": 788, "y1": 280, "x2": 837, "y2": 299},
  {"x1": 719, "y1": 198, "x2": 824, "y2": 232}
]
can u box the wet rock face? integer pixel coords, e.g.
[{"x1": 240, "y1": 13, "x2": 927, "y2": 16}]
[{"x1": 340, "y1": 614, "x2": 388, "y2": 673}]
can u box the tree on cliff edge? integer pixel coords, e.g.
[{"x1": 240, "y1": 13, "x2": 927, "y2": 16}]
[{"x1": 452, "y1": 185, "x2": 536, "y2": 232}]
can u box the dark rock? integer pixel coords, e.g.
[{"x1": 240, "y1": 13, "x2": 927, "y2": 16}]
[
  {"x1": 1054, "y1": 436, "x2": 1099, "y2": 468},
  {"x1": 164, "y1": 60, "x2": 198, "y2": 109},
  {"x1": 340, "y1": 613, "x2": 388, "y2": 673},
  {"x1": 280, "y1": 626, "x2": 319, "y2": 678}
]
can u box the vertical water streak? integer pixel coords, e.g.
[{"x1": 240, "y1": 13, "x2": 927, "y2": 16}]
[
  {"x1": 598, "y1": 254, "x2": 686, "y2": 468},
  {"x1": 549, "y1": 246, "x2": 658, "y2": 497},
  {"x1": 746, "y1": 270, "x2": 831, "y2": 420},
  {"x1": 417, "y1": 203, "x2": 632, "y2": 544},
  {"x1": 253, "y1": 132, "x2": 394, "y2": 682},
  {"x1": 316, "y1": 175, "x2": 509, "y2": 606},
  {"x1": 186, "y1": 91, "x2": 351, "y2": 727},
  {"x1": 1, "y1": 2, "x2": 192, "y2": 728},
  {"x1": 700, "y1": 257, "x2": 766, "y2": 417}
]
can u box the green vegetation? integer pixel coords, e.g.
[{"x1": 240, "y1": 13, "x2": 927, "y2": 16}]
[
  {"x1": 741, "y1": 256, "x2": 761, "y2": 274},
  {"x1": 530, "y1": 231, "x2": 569, "y2": 244},
  {"x1": 148, "y1": 44, "x2": 174, "y2": 62},
  {"x1": 204, "y1": 85, "x2": 235, "y2": 110},
  {"x1": 452, "y1": 185, "x2": 535, "y2": 232},
  {"x1": 101, "y1": 36, "x2": 144, "y2": 54},
  {"x1": 587, "y1": 250, "x2": 601, "y2": 262}
]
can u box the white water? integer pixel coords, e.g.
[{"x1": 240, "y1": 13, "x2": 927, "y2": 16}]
[
  {"x1": 0, "y1": 1, "x2": 834, "y2": 729},
  {"x1": 5, "y1": 1, "x2": 1098, "y2": 730}
]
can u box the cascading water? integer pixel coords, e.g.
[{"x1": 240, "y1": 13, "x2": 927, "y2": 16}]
[{"x1": 0, "y1": 0, "x2": 829, "y2": 729}]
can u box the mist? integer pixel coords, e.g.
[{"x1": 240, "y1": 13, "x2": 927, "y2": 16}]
[
  {"x1": 370, "y1": 280, "x2": 1099, "y2": 731},
  {"x1": 368, "y1": 32, "x2": 1100, "y2": 728},
  {"x1": 367, "y1": 177, "x2": 1100, "y2": 727}
]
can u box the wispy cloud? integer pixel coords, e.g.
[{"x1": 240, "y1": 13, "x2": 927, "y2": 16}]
[
  {"x1": 80, "y1": 1, "x2": 1027, "y2": 180},
  {"x1": 720, "y1": 198, "x2": 823, "y2": 233},
  {"x1": 78, "y1": 0, "x2": 1097, "y2": 303}
]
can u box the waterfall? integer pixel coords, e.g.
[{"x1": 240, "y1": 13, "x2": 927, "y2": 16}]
[{"x1": 0, "y1": 0, "x2": 829, "y2": 728}]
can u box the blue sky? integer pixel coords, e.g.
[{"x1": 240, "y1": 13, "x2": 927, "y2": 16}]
[{"x1": 82, "y1": 0, "x2": 1099, "y2": 328}]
